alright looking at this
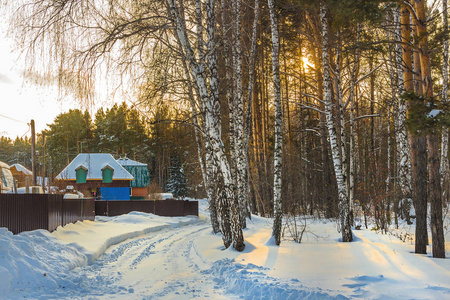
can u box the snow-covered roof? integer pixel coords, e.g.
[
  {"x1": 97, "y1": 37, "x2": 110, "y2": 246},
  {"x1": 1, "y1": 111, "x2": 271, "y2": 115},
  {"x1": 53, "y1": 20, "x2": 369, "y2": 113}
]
[
  {"x1": 56, "y1": 153, "x2": 134, "y2": 181},
  {"x1": 0, "y1": 161, "x2": 14, "y2": 191},
  {"x1": 0, "y1": 160, "x2": 9, "y2": 170},
  {"x1": 10, "y1": 163, "x2": 33, "y2": 176},
  {"x1": 116, "y1": 157, "x2": 147, "y2": 167}
]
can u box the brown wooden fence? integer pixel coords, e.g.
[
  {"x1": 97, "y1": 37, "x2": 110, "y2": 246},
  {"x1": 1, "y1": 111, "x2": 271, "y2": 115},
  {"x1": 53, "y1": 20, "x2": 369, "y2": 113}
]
[
  {"x1": 1, "y1": 195, "x2": 197, "y2": 234},
  {"x1": 0, "y1": 194, "x2": 95, "y2": 234},
  {"x1": 95, "y1": 199, "x2": 198, "y2": 217}
]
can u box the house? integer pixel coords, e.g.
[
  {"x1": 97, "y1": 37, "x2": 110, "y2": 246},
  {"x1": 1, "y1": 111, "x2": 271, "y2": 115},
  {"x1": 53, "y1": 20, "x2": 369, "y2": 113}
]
[
  {"x1": 116, "y1": 157, "x2": 150, "y2": 200},
  {"x1": 10, "y1": 163, "x2": 32, "y2": 188},
  {"x1": 0, "y1": 161, "x2": 14, "y2": 193},
  {"x1": 55, "y1": 153, "x2": 134, "y2": 200}
]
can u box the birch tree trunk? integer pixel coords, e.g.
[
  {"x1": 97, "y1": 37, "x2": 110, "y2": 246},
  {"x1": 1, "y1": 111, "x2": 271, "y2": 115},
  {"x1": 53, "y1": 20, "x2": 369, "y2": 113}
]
[
  {"x1": 232, "y1": 0, "x2": 249, "y2": 228},
  {"x1": 167, "y1": 0, "x2": 244, "y2": 251},
  {"x1": 333, "y1": 35, "x2": 351, "y2": 224},
  {"x1": 205, "y1": 0, "x2": 222, "y2": 235},
  {"x1": 315, "y1": 48, "x2": 336, "y2": 219},
  {"x1": 220, "y1": 0, "x2": 235, "y2": 181},
  {"x1": 394, "y1": 5, "x2": 412, "y2": 223},
  {"x1": 181, "y1": 52, "x2": 220, "y2": 234},
  {"x1": 267, "y1": 0, "x2": 283, "y2": 245},
  {"x1": 320, "y1": 3, "x2": 352, "y2": 242}
]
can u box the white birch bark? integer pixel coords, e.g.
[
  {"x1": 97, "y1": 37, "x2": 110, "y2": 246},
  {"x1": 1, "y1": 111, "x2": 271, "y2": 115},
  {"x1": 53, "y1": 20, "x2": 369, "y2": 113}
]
[
  {"x1": 167, "y1": 0, "x2": 244, "y2": 251},
  {"x1": 394, "y1": 6, "x2": 412, "y2": 211},
  {"x1": 181, "y1": 52, "x2": 220, "y2": 234},
  {"x1": 220, "y1": 0, "x2": 236, "y2": 181},
  {"x1": 205, "y1": 0, "x2": 222, "y2": 234},
  {"x1": 196, "y1": 0, "x2": 205, "y2": 69},
  {"x1": 232, "y1": 0, "x2": 248, "y2": 228},
  {"x1": 442, "y1": 0, "x2": 449, "y2": 202},
  {"x1": 320, "y1": 3, "x2": 352, "y2": 242},
  {"x1": 334, "y1": 35, "x2": 350, "y2": 220},
  {"x1": 268, "y1": 0, "x2": 283, "y2": 245}
]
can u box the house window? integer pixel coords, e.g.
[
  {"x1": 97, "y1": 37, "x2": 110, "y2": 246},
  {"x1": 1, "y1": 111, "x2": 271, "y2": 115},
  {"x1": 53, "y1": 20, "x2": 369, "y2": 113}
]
[
  {"x1": 76, "y1": 167, "x2": 87, "y2": 184},
  {"x1": 102, "y1": 166, "x2": 114, "y2": 183}
]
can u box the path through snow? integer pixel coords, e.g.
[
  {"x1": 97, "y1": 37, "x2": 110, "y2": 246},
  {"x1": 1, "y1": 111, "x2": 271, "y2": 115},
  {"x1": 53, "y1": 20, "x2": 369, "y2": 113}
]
[{"x1": 1, "y1": 200, "x2": 449, "y2": 299}]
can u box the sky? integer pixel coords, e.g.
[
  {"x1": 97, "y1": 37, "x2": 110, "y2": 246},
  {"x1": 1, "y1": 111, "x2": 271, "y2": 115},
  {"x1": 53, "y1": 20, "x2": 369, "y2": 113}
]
[
  {"x1": 0, "y1": 18, "x2": 126, "y2": 140},
  {"x1": 0, "y1": 19, "x2": 74, "y2": 139}
]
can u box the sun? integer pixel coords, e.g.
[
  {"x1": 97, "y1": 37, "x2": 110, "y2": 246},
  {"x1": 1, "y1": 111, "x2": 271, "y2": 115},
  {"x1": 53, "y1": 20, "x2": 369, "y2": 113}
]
[{"x1": 302, "y1": 57, "x2": 315, "y2": 69}]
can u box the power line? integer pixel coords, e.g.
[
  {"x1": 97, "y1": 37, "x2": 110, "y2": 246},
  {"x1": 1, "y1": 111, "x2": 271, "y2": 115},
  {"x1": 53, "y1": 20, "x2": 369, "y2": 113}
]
[
  {"x1": 20, "y1": 126, "x2": 31, "y2": 139},
  {"x1": 0, "y1": 113, "x2": 28, "y2": 124}
]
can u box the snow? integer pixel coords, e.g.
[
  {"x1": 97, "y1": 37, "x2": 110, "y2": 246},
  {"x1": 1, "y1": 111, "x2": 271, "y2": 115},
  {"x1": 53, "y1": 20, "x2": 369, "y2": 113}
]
[
  {"x1": 116, "y1": 157, "x2": 147, "y2": 167},
  {"x1": 0, "y1": 200, "x2": 449, "y2": 299},
  {"x1": 0, "y1": 161, "x2": 14, "y2": 192},
  {"x1": 427, "y1": 109, "x2": 441, "y2": 118},
  {"x1": 56, "y1": 153, "x2": 134, "y2": 181},
  {"x1": 10, "y1": 163, "x2": 32, "y2": 176}
]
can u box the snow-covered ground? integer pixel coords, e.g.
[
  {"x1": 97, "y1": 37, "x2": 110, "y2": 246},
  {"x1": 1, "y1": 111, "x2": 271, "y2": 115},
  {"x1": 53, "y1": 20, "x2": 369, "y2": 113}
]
[{"x1": 1, "y1": 200, "x2": 449, "y2": 299}]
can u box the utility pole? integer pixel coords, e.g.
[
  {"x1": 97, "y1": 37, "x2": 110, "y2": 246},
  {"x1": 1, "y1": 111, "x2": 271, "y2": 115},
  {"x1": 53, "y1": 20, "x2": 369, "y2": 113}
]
[
  {"x1": 42, "y1": 133, "x2": 46, "y2": 193},
  {"x1": 31, "y1": 119, "x2": 37, "y2": 186},
  {"x1": 0, "y1": 164, "x2": 3, "y2": 193}
]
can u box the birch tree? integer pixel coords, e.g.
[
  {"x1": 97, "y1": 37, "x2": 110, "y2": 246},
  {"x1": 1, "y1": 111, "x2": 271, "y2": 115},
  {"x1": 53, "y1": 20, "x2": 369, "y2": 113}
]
[
  {"x1": 166, "y1": 0, "x2": 245, "y2": 251},
  {"x1": 394, "y1": 5, "x2": 412, "y2": 223},
  {"x1": 232, "y1": 0, "x2": 249, "y2": 228},
  {"x1": 320, "y1": 2, "x2": 352, "y2": 242},
  {"x1": 267, "y1": 0, "x2": 283, "y2": 245}
]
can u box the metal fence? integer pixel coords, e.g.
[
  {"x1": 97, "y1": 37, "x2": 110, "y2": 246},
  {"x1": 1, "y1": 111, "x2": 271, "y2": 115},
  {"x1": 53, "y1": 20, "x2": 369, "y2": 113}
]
[
  {"x1": 0, "y1": 194, "x2": 95, "y2": 234},
  {"x1": 1, "y1": 195, "x2": 197, "y2": 234},
  {"x1": 95, "y1": 199, "x2": 198, "y2": 217}
]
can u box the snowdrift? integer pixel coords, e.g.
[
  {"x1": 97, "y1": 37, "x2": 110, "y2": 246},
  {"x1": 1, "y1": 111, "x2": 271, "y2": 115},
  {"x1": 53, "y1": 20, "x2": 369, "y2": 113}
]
[{"x1": 0, "y1": 200, "x2": 449, "y2": 299}]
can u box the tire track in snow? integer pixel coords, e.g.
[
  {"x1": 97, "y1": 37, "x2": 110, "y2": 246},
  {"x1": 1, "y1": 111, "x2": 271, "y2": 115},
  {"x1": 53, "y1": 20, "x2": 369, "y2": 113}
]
[{"x1": 42, "y1": 222, "x2": 208, "y2": 299}]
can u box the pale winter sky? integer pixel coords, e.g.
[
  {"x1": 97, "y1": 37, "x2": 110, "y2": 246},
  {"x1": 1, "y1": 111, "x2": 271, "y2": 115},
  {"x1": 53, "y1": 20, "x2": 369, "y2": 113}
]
[
  {"x1": 0, "y1": 18, "x2": 75, "y2": 139},
  {"x1": 0, "y1": 18, "x2": 128, "y2": 140}
]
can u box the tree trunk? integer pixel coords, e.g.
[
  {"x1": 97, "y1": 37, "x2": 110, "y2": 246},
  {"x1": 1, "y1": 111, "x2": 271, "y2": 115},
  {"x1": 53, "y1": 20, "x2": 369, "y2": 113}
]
[
  {"x1": 167, "y1": 0, "x2": 244, "y2": 251},
  {"x1": 181, "y1": 51, "x2": 220, "y2": 234},
  {"x1": 401, "y1": 3, "x2": 427, "y2": 254},
  {"x1": 442, "y1": 0, "x2": 449, "y2": 205},
  {"x1": 268, "y1": 0, "x2": 283, "y2": 245},
  {"x1": 349, "y1": 25, "x2": 360, "y2": 227},
  {"x1": 413, "y1": 0, "x2": 445, "y2": 258},
  {"x1": 244, "y1": 0, "x2": 260, "y2": 219},
  {"x1": 395, "y1": 5, "x2": 412, "y2": 223},
  {"x1": 232, "y1": 0, "x2": 248, "y2": 229},
  {"x1": 320, "y1": 3, "x2": 352, "y2": 242}
]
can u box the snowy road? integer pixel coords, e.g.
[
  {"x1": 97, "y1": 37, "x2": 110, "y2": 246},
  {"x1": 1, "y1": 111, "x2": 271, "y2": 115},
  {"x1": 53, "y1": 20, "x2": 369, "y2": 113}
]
[
  {"x1": 50, "y1": 223, "x2": 235, "y2": 299},
  {"x1": 2, "y1": 201, "x2": 449, "y2": 299},
  {"x1": 27, "y1": 220, "x2": 341, "y2": 300}
]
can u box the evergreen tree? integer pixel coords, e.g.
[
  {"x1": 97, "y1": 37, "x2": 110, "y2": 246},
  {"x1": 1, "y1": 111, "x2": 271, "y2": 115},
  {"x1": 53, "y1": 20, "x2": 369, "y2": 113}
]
[{"x1": 166, "y1": 156, "x2": 188, "y2": 199}]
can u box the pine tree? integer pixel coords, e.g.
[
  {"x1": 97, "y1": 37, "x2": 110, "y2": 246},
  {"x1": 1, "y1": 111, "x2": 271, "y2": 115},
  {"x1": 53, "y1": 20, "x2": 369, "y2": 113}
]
[{"x1": 166, "y1": 157, "x2": 188, "y2": 199}]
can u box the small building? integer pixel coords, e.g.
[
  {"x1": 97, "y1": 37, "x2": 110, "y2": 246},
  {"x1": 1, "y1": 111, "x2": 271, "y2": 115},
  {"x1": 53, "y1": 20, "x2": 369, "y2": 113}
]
[
  {"x1": 55, "y1": 153, "x2": 134, "y2": 200},
  {"x1": 10, "y1": 163, "x2": 33, "y2": 188},
  {"x1": 116, "y1": 157, "x2": 150, "y2": 200},
  {"x1": 0, "y1": 161, "x2": 14, "y2": 193}
]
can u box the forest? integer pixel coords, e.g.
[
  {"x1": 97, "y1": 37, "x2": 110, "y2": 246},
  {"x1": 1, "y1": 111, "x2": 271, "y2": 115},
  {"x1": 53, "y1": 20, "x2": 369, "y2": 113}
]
[{"x1": 0, "y1": 0, "x2": 448, "y2": 256}]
